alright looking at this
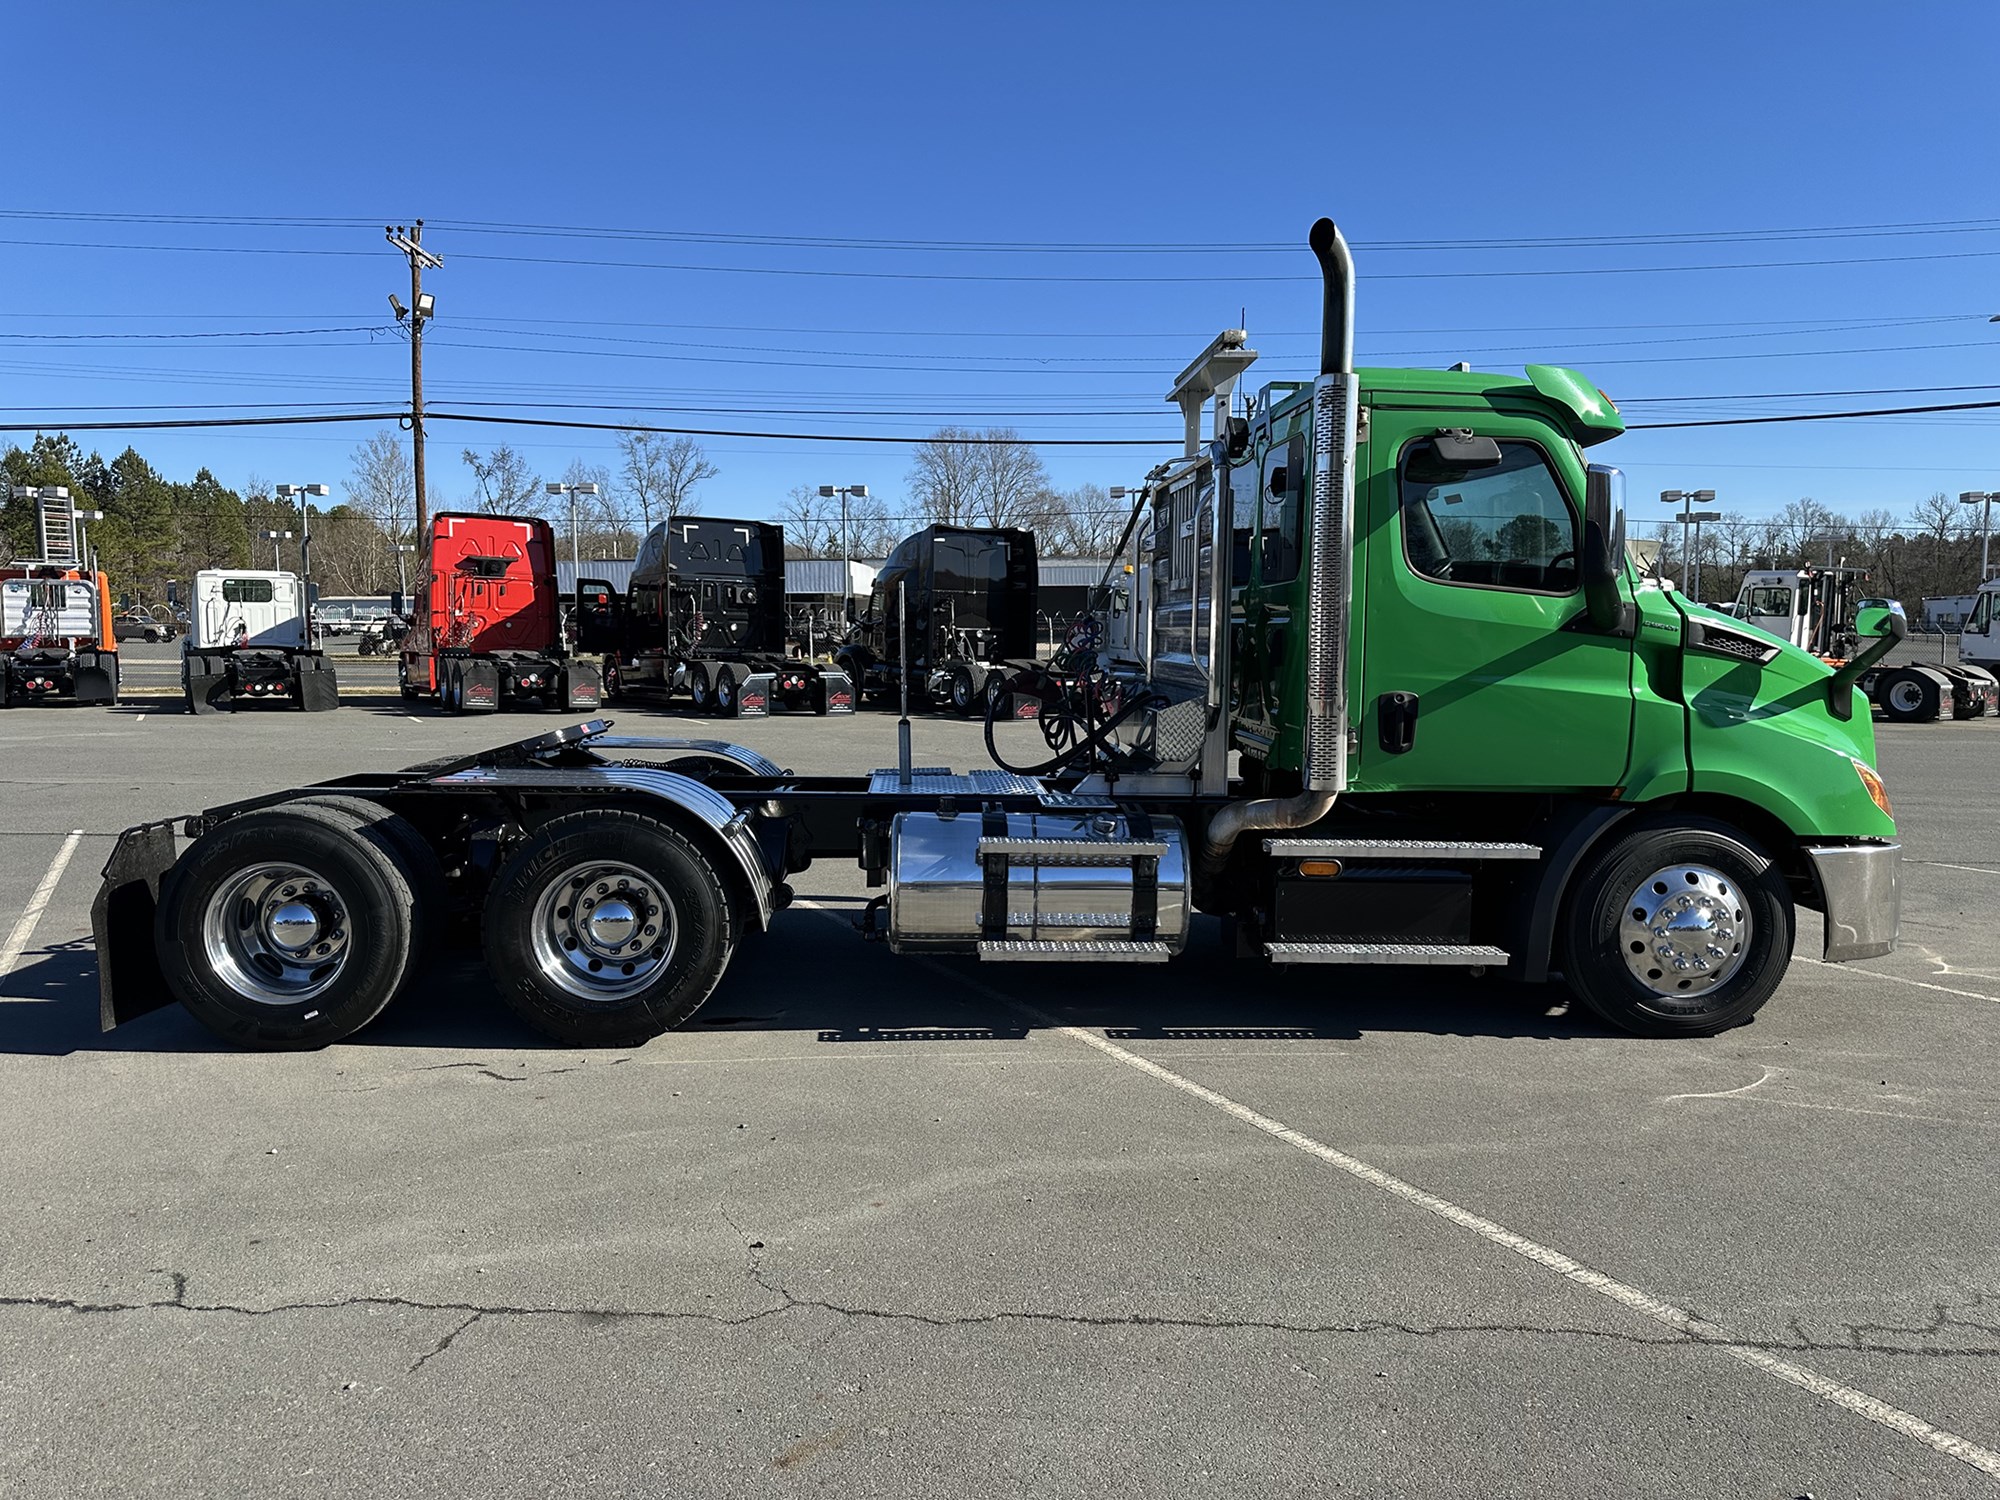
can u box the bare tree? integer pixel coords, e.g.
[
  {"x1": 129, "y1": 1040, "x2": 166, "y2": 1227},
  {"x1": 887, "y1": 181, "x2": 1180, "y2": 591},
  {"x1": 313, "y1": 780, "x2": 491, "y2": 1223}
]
[
  {"x1": 907, "y1": 428, "x2": 1052, "y2": 529},
  {"x1": 461, "y1": 444, "x2": 541, "y2": 515},
  {"x1": 777, "y1": 483, "x2": 841, "y2": 557},
  {"x1": 345, "y1": 431, "x2": 415, "y2": 544},
  {"x1": 619, "y1": 431, "x2": 716, "y2": 538},
  {"x1": 559, "y1": 458, "x2": 628, "y2": 558},
  {"x1": 1911, "y1": 491, "x2": 1963, "y2": 543},
  {"x1": 1038, "y1": 482, "x2": 1123, "y2": 557}
]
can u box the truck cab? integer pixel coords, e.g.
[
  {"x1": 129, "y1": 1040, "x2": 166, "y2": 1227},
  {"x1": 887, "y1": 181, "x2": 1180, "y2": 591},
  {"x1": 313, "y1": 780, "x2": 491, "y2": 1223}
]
[
  {"x1": 1959, "y1": 578, "x2": 2000, "y2": 673},
  {"x1": 844, "y1": 525, "x2": 1038, "y2": 713},
  {"x1": 181, "y1": 569, "x2": 337, "y2": 712}
]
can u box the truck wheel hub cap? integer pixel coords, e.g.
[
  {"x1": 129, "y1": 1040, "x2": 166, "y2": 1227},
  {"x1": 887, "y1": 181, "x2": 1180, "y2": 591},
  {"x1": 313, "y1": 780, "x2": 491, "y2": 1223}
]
[
  {"x1": 1618, "y1": 863, "x2": 1750, "y2": 998},
  {"x1": 531, "y1": 861, "x2": 675, "y2": 1002},
  {"x1": 202, "y1": 864, "x2": 351, "y2": 1005}
]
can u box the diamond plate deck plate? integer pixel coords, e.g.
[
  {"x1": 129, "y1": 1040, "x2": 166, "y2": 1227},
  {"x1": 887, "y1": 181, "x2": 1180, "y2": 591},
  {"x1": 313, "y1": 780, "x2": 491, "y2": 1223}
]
[
  {"x1": 867, "y1": 768, "x2": 1044, "y2": 797},
  {"x1": 1265, "y1": 942, "x2": 1510, "y2": 965},
  {"x1": 1263, "y1": 838, "x2": 1541, "y2": 861},
  {"x1": 977, "y1": 939, "x2": 1173, "y2": 963}
]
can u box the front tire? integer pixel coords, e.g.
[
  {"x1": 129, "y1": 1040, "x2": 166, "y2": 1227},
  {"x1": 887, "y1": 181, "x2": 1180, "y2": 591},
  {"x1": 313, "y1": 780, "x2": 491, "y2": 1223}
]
[
  {"x1": 1559, "y1": 815, "x2": 1794, "y2": 1037},
  {"x1": 482, "y1": 810, "x2": 737, "y2": 1046}
]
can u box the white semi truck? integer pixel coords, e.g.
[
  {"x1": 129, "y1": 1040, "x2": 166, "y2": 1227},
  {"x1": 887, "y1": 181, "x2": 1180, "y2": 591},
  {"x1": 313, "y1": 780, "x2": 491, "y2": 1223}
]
[
  {"x1": 1956, "y1": 578, "x2": 2000, "y2": 676},
  {"x1": 1734, "y1": 567, "x2": 1996, "y2": 722},
  {"x1": 181, "y1": 569, "x2": 338, "y2": 713}
]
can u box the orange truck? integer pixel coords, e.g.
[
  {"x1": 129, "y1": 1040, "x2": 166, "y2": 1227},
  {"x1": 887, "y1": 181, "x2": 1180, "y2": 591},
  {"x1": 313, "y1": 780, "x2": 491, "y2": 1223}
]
[
  {"x1": 1, "y1": 489, "x2": 118, "y2": 707},
  {"x1": 398, "y1": 511, "x2": 601, "y2": 713}
]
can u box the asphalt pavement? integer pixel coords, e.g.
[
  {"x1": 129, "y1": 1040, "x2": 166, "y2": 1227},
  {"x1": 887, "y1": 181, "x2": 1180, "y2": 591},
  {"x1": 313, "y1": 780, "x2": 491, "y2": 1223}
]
[{"x1": 1, "y1": 694, "x2": 1995, "y2": 1498}]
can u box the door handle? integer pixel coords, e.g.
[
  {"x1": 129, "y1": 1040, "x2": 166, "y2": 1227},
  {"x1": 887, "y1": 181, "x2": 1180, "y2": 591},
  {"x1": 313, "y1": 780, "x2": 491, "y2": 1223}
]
[{"x1": 1377, "y1": 691, "x2": 1420, "y2": 754}]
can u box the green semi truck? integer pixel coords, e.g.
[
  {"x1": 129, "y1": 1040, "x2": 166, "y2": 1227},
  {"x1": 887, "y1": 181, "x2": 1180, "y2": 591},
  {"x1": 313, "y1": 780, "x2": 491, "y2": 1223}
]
[{"x1": 92, "y1": 217, "x2": 1900, "y2": 1049}]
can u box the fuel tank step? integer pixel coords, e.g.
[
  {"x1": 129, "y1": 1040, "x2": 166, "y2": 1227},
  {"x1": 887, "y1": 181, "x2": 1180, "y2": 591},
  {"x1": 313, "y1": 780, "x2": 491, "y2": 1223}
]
[
  {"x1": 977, "y1": 939, "x2": 1173, "y2": 963},
  {"x1": 1265, "y1": 941, "x2": 1510, "y2": 965},
  {"x1": 1263, "y1": 839, "x2": 1540, "y2": 861},
  {"x1": 978, "y1": 836, "x2": 1169, "y2": 865}
]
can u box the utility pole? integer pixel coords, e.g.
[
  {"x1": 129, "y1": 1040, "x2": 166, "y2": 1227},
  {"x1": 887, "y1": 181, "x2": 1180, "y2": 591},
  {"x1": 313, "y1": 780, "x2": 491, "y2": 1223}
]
[{"x1": 386, "y1": 222, "x2": 443, "y2": 542}]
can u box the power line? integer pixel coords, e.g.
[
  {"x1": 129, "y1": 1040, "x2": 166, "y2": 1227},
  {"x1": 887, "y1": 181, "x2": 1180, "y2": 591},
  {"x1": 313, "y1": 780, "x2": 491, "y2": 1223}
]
[
  {"x1": 11, "y1": 207, "x2": 2000, "y2": 252},
  {"x1": 9, "y1": 234, "x2": 2000, "y2": 282}
]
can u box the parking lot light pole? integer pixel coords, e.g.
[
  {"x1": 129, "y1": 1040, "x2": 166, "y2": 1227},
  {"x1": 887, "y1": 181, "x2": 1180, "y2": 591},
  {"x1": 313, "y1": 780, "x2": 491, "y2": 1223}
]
[
  {"x1": 1960, "y1": 491, "x2": 1996, "y2": 581},
  {"x1": 546, "y1": 481, "x2": 601, "y2": 580},
  {"x1": 1660, "y1": 489, "x2": 1715, "y2": 593},
  {"x1": 260, "y1": 529, "x2": 295, "y2": 570},
  {"x1": 274, "y1": 483, "x2": 330, "y2": 591},
  {"x1": 817, "y1": 484, "x2": 869, "y2": 617}
]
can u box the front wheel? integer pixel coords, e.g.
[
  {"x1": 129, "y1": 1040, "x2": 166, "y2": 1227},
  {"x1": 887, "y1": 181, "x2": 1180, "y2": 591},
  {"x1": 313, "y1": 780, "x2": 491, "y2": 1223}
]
[
  {"x1": 1559, "y1": 816, "x2": 1794, "y2": 1037},
  {"x1": 482, "y1": 810, "x2": 737, "y2": 1046}
]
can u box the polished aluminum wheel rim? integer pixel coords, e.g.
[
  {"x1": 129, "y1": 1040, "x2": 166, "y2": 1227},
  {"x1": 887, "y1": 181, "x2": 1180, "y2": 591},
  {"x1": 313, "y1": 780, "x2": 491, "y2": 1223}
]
[
  {"x1": 715, "y1": 670, "x2": 735, "y2": 710},
  {"x1": 201, "y1": 862, "x2": 351, "y2": 1006},
  {"x1": 1619, "y1": 863, "x2": 1750, "y2": 1001},
  {"x1": 530, "y1": 860, "x2": 674, "y2": 1002}
]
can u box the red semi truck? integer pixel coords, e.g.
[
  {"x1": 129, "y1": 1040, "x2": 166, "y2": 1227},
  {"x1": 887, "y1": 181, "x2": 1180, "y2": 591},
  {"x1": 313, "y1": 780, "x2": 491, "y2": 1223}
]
[{"x1": 399, "y1": 512, "x2": 601, "y2": 714}]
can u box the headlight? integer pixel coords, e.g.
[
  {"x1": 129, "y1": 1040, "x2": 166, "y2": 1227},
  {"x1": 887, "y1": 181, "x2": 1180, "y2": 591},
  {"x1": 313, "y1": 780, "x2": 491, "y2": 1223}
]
[{"x1": 1852, "y1": 759, "x2": 1893, "y2": 818}]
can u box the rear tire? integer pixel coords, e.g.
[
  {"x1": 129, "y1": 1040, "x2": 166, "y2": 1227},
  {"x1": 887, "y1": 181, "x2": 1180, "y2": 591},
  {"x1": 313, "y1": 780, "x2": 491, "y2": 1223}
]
[
  {"x1": 949, "y1": 666, "x2": 976, "y2": 715},
  {"x1": 1878, "y1": 671, "x2": 1939, "y2": 723},
  {"x1": 156, "y1": 805, "x2": 419, "y2": 1048},
  {"x1": 688, "y1": 661, "x2": 714, "y2": 713},
  {"x1": 714, "y1": 664, "x2": 738, "y2": 716},
  {"x1": 481, "y1": 810, "x2": 736, "y2": 1046},
  {"x1": 1559, "y1": 815, "x2": 1793, "y2": 1038}
]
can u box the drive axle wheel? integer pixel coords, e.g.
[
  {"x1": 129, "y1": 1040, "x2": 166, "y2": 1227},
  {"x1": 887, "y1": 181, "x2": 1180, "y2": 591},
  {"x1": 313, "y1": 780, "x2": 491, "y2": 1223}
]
[
  {"x1": 156, "y1": 804, "x2": 420, "y2": 1048},
  {"x1": 1878, "y1": 672, "x2": 1938, "y2": 723},
  {"x1": 714, "y1": 664, "x2": 738, "y2": 715},
  {"x1": 482, "y1": 810, "x2": 735, "y2": 1046},
  {"x1": 949, "y1": 666, "x2": 976, "y2": 715},
  {"x1": 1559, "y1": 816, "x2": 1793, "y2": 1037}
]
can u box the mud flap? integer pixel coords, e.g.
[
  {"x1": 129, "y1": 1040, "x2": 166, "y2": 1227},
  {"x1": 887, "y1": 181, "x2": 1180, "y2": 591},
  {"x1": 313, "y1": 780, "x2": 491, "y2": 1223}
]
[
  {"x1": 73, "y1": 651, "x2": 119, "y2": 705},
  {"x1": 296, "y1": 654, "x2": 340, "y2": 712},
  {"x1": 461, "y1": 656, "x2": 501, "y2": 712},
  {"x1": 186, "y1": 655, "x2": 231, "y2": 715},
  {"x1": 561, "y1": 661, "x2": 603, "y2": 712},
  {"x1": 736, "y1": 672, "x2": 774, "y2": 717},
  {"x1": 92, "y1": 822, "x2": 179, "y2": 1030},
  {"x1": 812, "y1": 668, "x2": 856, "y2": 715}
]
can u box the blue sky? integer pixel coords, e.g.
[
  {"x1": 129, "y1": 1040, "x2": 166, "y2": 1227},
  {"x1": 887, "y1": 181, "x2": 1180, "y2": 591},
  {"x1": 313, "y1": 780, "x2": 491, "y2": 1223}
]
[{"x1": 6, "y1": 0, "x2": 2000, "y2": 530}]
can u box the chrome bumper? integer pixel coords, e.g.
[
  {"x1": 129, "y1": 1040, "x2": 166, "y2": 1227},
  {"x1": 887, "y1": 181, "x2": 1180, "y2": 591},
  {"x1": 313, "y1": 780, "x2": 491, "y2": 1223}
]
[{"x1": 1804, "y1": 841, "x2": 1900, "y2": 962}]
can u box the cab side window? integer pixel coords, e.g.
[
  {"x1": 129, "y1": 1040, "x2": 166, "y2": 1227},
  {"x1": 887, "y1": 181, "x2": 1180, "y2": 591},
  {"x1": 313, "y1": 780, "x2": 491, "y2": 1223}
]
[
  {"x1": 1746, "y1": 586, "x2": 1792, "y2": 619},
  {"x1": 1970, "y1": 592, "x2": 1993, "y2": 633},
  {"x1": 1261, "y1": 433, "x2": 1305, "y2": 585},
  {"x1": 1398, "y1": 438, "x2": 1577, "y2": 593}
]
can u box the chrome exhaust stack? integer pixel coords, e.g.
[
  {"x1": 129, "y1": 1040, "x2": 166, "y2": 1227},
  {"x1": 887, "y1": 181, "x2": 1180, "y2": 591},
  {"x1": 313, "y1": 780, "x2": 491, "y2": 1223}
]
[{"x1": 1199, "y1": 218, "x2": 1358, "y2": 883}]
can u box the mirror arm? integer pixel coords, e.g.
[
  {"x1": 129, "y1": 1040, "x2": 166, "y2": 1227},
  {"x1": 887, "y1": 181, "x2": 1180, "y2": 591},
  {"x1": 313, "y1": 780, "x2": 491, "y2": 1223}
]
[{"x1": 1825, "y1": 609, "x2": 1907, "y2": 720}]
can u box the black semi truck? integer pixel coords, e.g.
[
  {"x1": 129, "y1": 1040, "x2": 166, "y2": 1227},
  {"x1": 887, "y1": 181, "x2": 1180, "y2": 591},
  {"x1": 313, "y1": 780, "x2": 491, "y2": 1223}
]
[
  {"x1": 837, "y1": 525, "x2": 1038, "y2": 713},
  {"x1": 576, "y1": 517, "x2": 853, "y2": 717}
]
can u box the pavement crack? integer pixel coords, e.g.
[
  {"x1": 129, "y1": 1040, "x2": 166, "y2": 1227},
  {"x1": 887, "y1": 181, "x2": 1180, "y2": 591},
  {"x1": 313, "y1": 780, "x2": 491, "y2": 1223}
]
[
  {"x1": 408, "y1": 1312, "x2": 482, "y2": 1374},
  {"x1": 7, "y1": 1279, "x2": 1999, "y2": 1361}
]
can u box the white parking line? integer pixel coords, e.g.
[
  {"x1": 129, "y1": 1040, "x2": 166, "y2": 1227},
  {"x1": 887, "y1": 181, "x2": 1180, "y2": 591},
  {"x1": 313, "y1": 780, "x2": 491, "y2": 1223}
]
[
  {"x1": 0, "y1": 829, "x2": 84, "y2": 982},
  {"x1": 794, "y1": 905, "x2": 2000, "y2": 1481},
  {"x1": 1802, "y1": 957, "x2": 1999, "y2": 1004}
]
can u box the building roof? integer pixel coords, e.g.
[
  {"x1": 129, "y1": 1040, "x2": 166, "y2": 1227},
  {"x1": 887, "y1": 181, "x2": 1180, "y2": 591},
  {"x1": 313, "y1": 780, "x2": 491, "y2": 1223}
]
[
  {"x1": 556, "y1": 559, "x2": 636, "y2": 595},
  {"x1": 786, "y1": 558, "x2": 878, "y2": 596}
]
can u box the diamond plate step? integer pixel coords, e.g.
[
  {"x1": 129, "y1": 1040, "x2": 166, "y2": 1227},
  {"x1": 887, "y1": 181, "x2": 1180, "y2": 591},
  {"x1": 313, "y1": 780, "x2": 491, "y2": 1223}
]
[
  {"x1": 1263, "y1": 838, "x2": 1540, "y2": 861},
  {"x1": 1265, "y1": 942, "x2": 1510, "y2": 966},
  {"x1": 978, "y1": 836, "x2": 1166, "y2": 865},
  {"x1": 977, "y1": 939, "x2": 1173, "y2": 963}
]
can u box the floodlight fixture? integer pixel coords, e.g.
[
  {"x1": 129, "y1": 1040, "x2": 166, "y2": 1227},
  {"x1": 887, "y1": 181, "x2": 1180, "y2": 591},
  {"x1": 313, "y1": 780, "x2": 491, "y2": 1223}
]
[
  {"x1": 414, "y1": 292, "x2": 435, "y2": 319},
  {"x1": 389, "y1": 293, "x2": 408, "y2": 320}
]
